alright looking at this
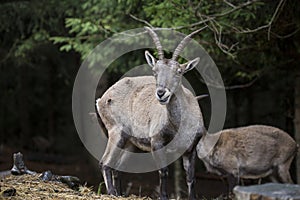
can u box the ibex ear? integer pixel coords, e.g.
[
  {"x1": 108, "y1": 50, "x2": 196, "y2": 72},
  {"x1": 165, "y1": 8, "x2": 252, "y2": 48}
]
[
  {"x1": 145, "y1": 50, "x2": 156, "y2": 68},
  {"x1": 181, "y1": 57, "x2": 200, "y2": 73}
]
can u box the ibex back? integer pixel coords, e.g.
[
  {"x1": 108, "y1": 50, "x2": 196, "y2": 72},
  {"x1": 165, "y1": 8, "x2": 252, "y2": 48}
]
[{"x1": 96, "y1": 27, "x2": 205, "y2": 200}]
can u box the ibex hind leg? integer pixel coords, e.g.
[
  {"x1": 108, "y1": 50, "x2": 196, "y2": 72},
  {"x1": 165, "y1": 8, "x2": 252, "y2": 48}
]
[
  {"x1": 100, "y1": 130, "x2": 127, "y2": 196},
  {"x1": 277, "y1": 156, "x2": 294, "y2": 183},
  {"x1": 227, "y1": 174, "x2": 238, "y2": 193},
  {"x1": 268, "y1": 169, "x2": 280, "y2": 183}
]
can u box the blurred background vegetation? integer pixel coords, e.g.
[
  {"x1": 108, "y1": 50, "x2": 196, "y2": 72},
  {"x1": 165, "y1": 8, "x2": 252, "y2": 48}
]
[{"x1": 0, "y1": 0, "x2": 300, "y2": 198}]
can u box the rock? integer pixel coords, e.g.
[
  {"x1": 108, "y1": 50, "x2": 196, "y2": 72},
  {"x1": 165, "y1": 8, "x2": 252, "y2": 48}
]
[
  {"x1": 11, "y1": 152, "x2": 36, "y2": 175},
  {"x1": 57, "y1": 175, "x2": 81, "y2": 190},
  {"x1": 39, "y1": 170, "x2": 81, "y2": 190},
  {"x1": 7, "y1": 152, "x2": 81, "y2": 190},
  {"x1": 40, "y1": 170, "x2": 54, "y2": 181},
  {"x1": 234, "y1": 183, "x2": 300, "y2": 200},
  {"x1": 2, "y1": 188, "x2": 16, "y2": 197},
  {"x1": 0, "y1": 170, "x2": 11, "y2": 179}
]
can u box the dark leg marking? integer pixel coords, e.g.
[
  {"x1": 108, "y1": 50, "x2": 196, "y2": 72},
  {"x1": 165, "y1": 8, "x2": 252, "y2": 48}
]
[
  {"x1": 99, "y1": 163, "x2": 117, "y2": 195},
  {"x1": 183, "y1": 149, "x2": 196, "y2": 200}
]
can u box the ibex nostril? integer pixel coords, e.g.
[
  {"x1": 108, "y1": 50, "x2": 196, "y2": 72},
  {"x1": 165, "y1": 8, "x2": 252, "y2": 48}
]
[{"x1": 156, "y1": 89, "x2": 165, "y2": 98}]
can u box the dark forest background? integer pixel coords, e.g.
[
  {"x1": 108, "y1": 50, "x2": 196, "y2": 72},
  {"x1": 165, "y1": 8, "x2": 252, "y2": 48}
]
[{"x1": 0, "y1": 0, "x2": 300, "y2": 198}]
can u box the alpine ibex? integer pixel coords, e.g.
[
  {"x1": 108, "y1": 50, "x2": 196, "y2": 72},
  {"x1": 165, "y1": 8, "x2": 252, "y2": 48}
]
[
  {"x1": 197, "y1": 125, "x2": 298, "y2": 191},
  {"x1": 96, "y1": 27, "x2": 205, "y2": 199}
]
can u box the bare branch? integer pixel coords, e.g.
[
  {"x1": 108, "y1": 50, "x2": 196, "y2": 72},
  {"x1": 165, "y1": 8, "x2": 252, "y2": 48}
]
[
  {"x1": 129, "y1": 14, "x2": 153, "y2": 28},
  {"x1": 224, "y1": 77, "x2": 258, "y2": 90},
  {"x1": 212, "y1": 0, "x2": 259, "y2": 18},
  {"x1": 223, "y1": 0, "x2": 236, "y2": 8},
  {"x1": 228, "y1": 42, "x2": 239, "y2": 52},
  {"x1": 271, "y1": 28, "x2": 300, "y2": 39},
  {"x1": 208, "y1": 19, "x2": 237, "y2": 58},
  {"x1": 0, "y1": 39, "x2": 19, "y2": 64},
  {"x1": 199, "y1": 76, "x2": 259, "y2": 90},
  {"x1": 232, "y1": 24, "x2": 270, "y2": 34},
  {"x1": 267, "y1": 0, "x2": 286, "y2": 40},
  {"x1": 199, "y1": 0, "x2": 288, "y2": 55},
  {"x1": 127, "y1": 0, "x2": 287, "y2": 42},
  {"x1": 119, "y1": 0, "x2": 288, "y2": 57},
  {"x1": 229, "y1": 0, "x2": 287, "y2": 39},
  {"x1": 192, "y1": 1, "x2": 263, "y2": 57},
  {"x1": 114, "y1": 26, "x2": 208, "y2": 39},
  {"x1": 166, "y1": 17, "x2": 214, "y2": 30}
]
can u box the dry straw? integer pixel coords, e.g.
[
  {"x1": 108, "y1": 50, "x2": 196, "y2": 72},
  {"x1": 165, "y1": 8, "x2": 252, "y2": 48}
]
[{"x1": 0, "y1": 174, "x2": 151, "y2": 200}]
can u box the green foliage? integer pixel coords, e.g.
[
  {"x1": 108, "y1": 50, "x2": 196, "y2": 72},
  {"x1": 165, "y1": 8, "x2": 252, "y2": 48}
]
[
  {"x1": 0, "y1": 0, "x2": 81, "y2": 147},
  {"x1": 97, "y1": 182, "x2": 105, "y2": 195},
  {"x1": 2, "y1": 0, "x2": 299, "y2": 83},
  {"x1": 49, "y1": 0, "x2": 297, "y2": 86},
  {"x1": 144, "y1": 1, "x2": 196, "y2": 27},
  {"x1": 0, "y1": 0, "x2": 76, "y2": 63}
]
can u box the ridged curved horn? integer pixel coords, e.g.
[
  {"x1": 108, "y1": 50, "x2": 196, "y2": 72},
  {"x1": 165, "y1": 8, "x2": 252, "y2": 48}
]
[
  {"x1": 196, "y1": 94, "x2": 209, "y2": 101},
  {"x1": 144, "y1": 26, "x2": 164, "y2": 60},
  {"x1": 172, "y1": 26, "x2": 207, "y2": 61}
]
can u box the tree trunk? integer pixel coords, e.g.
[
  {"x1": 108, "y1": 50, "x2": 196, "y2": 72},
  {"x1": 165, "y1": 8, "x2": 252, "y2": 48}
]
[
  {"x1": 246, "y1": 87, "x2": 253, "y2": 124},
  {"x1": 47, "y1": 62, "x2": 55, "y2": 143},
  {"x1": 295, "y1": 68, "x2": 300, "y2": 184},
  {"x1": 233, "y1": 91, "x2": 241, "y2": 126},
  {"x1": 0, "y1": 65, "x2": 4, "y2": 143},
  {"x1": 17, "y1": 65, "x2": 31, "y2": 147}
]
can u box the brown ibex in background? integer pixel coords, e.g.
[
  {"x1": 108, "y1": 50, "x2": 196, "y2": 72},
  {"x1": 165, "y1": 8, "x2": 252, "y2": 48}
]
[
  {"x1": 197, "y1": 125, "x2": 298, "y2": 191},
  {"x1": 96, "y1": 27, "x2": 205, "y2": 200}
]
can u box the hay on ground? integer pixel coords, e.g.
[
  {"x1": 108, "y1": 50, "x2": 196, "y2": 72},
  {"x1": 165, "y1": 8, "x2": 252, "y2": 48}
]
[{"x1": 0, "y1": 174, "x2": 151, "y2": 200}]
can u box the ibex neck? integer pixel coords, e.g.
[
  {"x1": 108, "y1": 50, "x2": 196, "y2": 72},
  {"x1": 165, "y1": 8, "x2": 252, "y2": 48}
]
[{"x1": 166, "y1": 86, "x2": 185, "y2": 128}]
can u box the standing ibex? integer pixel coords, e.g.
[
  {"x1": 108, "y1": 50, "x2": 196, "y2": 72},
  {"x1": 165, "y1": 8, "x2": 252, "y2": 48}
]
[
  {"x1": 197, "y1": 125, "x2": 298, "y2": 191},
  {"x1": 96, "y1": 27, "x2": 205, "y2": 200}
]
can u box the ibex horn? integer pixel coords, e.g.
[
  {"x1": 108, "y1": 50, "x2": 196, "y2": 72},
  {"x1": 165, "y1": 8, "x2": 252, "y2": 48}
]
[
  {"x1": 144, "y1": 26, "x2": 164, "y2": 60},
  {"x1": 196, "y1": 94, "x2": 209, "y2": 101},
  {"x1": 171, "y1": 26, "x2": 207, "y2": 61}
]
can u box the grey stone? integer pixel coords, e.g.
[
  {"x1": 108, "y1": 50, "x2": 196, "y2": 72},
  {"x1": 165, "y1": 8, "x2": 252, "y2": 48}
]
[{"x1": 234, "y1": 183, "x2": 300, "y2": 200}]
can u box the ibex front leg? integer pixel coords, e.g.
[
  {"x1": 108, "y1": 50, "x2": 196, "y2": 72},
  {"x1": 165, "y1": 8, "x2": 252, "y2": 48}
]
[
  {"x1": 112, "y1": 170, "x2": 121, "y2": 195},
  {"x1": 152, "y1": 139, "x2": 168, "y2": 200},
  {"x1": 99, "y1": 164, "x2": 116, "y2": 195},
  {"x1": 100, "y1": 131, "x2": 127, "y2": 196},
  {"x1": 158, "y1": 167, "x2": 168, "y2": 200},
  {"x1": 183, "y1": 149, "x2": 196, "y2": 200}
]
